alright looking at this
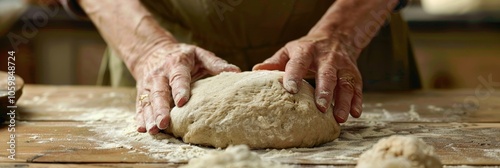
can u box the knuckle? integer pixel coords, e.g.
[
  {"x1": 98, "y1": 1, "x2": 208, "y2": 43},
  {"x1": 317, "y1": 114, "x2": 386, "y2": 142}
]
[
  {"x1": 319, "y1": 69, "x2": 337, "y2": 81},
  {"x1": 340, "y1": 82, "x2": 354, "y2": 91},
  {"x1": 337, "y1": 54, "x2": 357, "y2": 67},
  {"x1": 153, "y1": 104, "x2": 170, "y2": 113},
  {"x1": 290, "y1": 58, "x2": 309, "y2": 69},
  {"x1": 151, "y1": 90, "x2": 169, "y2": 99},
  {"x1": 171, "y1": 54, "x2": 193, "y2": 66},
  {"x1": 169, "y1": 71, "x2": 190, "y2": 84},
  {"x1": 335, "y1": 101, "x2": 351, "y2": 110}
]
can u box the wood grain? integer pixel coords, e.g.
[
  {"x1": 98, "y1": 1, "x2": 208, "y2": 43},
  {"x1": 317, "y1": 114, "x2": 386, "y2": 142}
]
[
  {"x1": 15, "y1": 85, "x2": 500, "y2": 122},
  {"x1": 1, "y1": 85, "x2": 499, "y2": 167},
  {"x1": 0, "y1": 121, "x2": 498, "y2": 165}
]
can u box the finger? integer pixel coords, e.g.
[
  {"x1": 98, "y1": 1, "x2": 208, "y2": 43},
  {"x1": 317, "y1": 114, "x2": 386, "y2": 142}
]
[
  {"x1": 135, "y1": 89, "x2": 147, "y2": 133},
  {"x1": 314, "y1": 61, "x2": 337, "y2": 113},
  {"x1": 135, "y1": 113, "x2": 147, "y2": 133},
  {"x1": 351, "y1": 88, "x2": 363, "y2": 118},
  {"x1": 283, "y1": 46, "x2": 313, "y2": 94},
  {"x1": 195, "y1": 48, "x2": 241, "y2": 74},
  {"x1": 252, "y1": 48, "x2": 288, "y2": 71},
  {"x1": 168, "y1": 54, "x2": 193, "y2": 107},
  {"x1": 135, "y1": 81, "x2": 147, "y2": 132},
  {"x1": 144, "y1": 100, "x2": 160, "y2": 135},
  {"x1": 351, "y1": 70, "x2": 363, "y2": 118},
  {"x1": 150, "y1": 76, "x2": 172, "y2": 130},
  {"x1": 333, "y1": 71, "x2": 355, "y2": 123}
]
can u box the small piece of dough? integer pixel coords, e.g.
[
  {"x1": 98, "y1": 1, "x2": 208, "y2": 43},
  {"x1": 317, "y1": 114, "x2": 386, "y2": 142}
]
[
  {"x1": 167, "y1": 71, "x2": 340, "y2": 149},
  {"x1": 356, "y1": 135, "x2": 443, "y2": 168},
  {"x1": 182, "y1": 145, "x2": 293, "y2": 168}
]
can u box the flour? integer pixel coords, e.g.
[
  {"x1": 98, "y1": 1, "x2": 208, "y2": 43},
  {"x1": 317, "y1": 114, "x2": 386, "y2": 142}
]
[
  {"x1": 72, "y1": 107, "x2": 133, "y2": 122},
  {"x1": 75, "y1": 104, "x2": 385, "y2": 164},
  {"x1": 182, "y1": 145, "x2": 294, "y2": 168},
  {"x1": 484, "y1": 149, "x2": 500, "y2": 159},
  {"x1": 427, "y1": 105, "x2": 444, "y2": 112},
  {"x1": 407, "y1": 105, "x2": 422, "y2": 121},
  {"x1": 351, "y1": 104, "x2": 434, "y2": 122},
  {"x1": 68, "y1": 88, "x2": 489, "y2": 166},
  {"x1": 341, "y1": 132, "x2": 364, "y2": 140},
  {"x1": 261, "y1": 149, "x2": 301, "y2": 158},
  {"x1": 75, "y1": 108, "x2": 208, "y2": 162}
]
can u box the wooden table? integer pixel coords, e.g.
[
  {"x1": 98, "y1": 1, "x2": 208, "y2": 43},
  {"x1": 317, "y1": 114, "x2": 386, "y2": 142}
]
[{"x1": 1, "y1": 85, "x2": 499, "y2": 167}]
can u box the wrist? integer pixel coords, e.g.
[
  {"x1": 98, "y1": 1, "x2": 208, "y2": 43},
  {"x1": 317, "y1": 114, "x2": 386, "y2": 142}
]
[
  {"x1": 122, "y1": 16, "x2": 178, "y2": 78},
  {"x1": 310, "y1": 0, "x2": 398, "y2": 50},
  {"x1": 305, "y1": 30, "x2": 363, "y2": 61}
]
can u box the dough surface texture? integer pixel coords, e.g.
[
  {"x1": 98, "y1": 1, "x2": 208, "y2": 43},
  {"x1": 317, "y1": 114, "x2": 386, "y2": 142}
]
[
  {"x1": 356, "y1": 135, "x2": 442, "y2": 168},
  {"x1": 167, "y1": 71, "x2": 340, "y2": 149}
]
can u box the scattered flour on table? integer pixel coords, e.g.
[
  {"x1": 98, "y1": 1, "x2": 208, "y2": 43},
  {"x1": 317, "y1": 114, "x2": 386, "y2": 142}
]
[
  {"x1": 443, "y1": 166, "x2": 494, "y2": 168},
  {"x1": 73, "y1": 101, "x2": 458, "y2": 165},
  {"x1": 73, "y1": 106, "x2": 388, "y2": 164},
  {"x1": 340, "y1": 127, "x2": 395, "y2": 140},
  {"x1": 427, "y1": 105, "x2": 444, "y2": 112},
  {"x1": 407, "y1": 105, "x2": 422, "y2": 121},
  {"x1": 484, "y1": 149, "x2": 500, "y2": 159},
  {"x1": 77, "y1": 109, "x2": 208, "y2": 162},
  {"x1": 72, "y1": 107, "x2": 133, "y2": 122},
  {"x1": 182, "y1": 145, "x2": 294, "y2": 168}
]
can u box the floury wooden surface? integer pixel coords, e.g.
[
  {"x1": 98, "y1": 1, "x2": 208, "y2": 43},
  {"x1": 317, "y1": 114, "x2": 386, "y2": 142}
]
[{"x1": 0, "y1": 85, "x2": 499, "y2": 167}]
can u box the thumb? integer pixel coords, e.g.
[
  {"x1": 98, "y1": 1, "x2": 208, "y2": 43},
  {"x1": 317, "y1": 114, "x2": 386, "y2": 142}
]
[
  {"x1": 252, "y1": 48, "x2": 289, "y2": 71},
  {"x1": 195, "y1": 48, "x2": 241, "y2": 75}
]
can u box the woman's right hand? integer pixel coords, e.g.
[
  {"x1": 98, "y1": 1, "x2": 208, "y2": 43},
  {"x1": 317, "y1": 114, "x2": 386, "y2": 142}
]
[{"x1": 133, "y1": 42, "x2": 240, "y2": 134}]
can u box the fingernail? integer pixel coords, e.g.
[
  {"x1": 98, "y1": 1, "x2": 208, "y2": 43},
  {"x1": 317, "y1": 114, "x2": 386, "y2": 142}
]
[
  {"x1": 224, "y1": 64, "x2": 240, "y2": 71},
  {"x1": 252, "y1": 64, "x2": 262, "y2": 70},
  {"x1": 137, "y1": 127, "x2": 146, "y2": 133},
  {"x1": 353, "y1": 107, "x2": 362, "y2": 117},
  {"x1": 285, "y1": 80, "x2": 298, "y2": 93},
  {"x1": 353, "y1": 108, "x2": 360, "y2": 115},
  {"x1": 227, "y1": 64, "x2": 238, "y2": 69},
  {"x1": 338, "y1": 110, "x2": 347, "y2": 121},
  {"x1": 156, "y1": 114, "x2": 167, "y2": 129},
  {"x1": 174, "y1": 89, "x2": 186, "y2": 106},
  {"x1": 317, "y1": 98, "x2": 327, "y2": 111}
]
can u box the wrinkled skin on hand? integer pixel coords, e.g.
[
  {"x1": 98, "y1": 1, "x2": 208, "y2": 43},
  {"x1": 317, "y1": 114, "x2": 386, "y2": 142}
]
[
  {"x1": 134, "y1": 42, "x2": 240, "y2": 134},
  {"x1": 254, "y1": 33, "x2": 363, "y2": 123}
]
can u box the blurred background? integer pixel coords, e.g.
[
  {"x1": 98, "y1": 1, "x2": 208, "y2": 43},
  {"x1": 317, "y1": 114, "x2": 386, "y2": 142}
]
[{"x1": 0, "y1": 0, "x2": 499, "y2": 89}]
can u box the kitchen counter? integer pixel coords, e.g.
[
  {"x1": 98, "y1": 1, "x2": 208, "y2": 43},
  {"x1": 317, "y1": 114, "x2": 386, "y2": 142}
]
[{"x1": 0, "y1": 85, "x2": 499, "y2": 167}]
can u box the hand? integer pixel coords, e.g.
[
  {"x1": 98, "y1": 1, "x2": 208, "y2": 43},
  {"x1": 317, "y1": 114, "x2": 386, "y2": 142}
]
[
  {"x1": 134, "y1": 42, "x2": 240, "y2": 134},
  {"x1": 74, "y1": 0, "x2": 243, "y2": 134},
  {"x1": 253, "y1": 33, "x2": 363, "y2": 123}
]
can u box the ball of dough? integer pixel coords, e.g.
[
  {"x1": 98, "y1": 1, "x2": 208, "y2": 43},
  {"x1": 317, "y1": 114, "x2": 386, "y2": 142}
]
[
  {"x1": 166, "y1": 71, "x2": 340, "y2": 149},
  {"x1": 356, "y1": 135, "x2": 443, "y2": 168}
]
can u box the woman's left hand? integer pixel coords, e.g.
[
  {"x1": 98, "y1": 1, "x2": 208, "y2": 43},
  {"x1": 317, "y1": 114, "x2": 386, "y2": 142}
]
[{"x1": 253, "y1": 32, "x2": 363, "y2": 123}]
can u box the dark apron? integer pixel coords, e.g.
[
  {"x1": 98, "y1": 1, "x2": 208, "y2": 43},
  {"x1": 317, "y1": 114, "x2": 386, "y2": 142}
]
[{"x1": 98, "y1": 0, "x2": 421, "y2": 91}]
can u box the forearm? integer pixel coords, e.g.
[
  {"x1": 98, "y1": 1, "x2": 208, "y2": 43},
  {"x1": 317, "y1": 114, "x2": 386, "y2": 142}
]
[
  {"x1": 309, "y1": 0, "x2": 399, "y2": 54},
  {"x1": 77, "y1": 0, "x2": 177, "y2": 75}
]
